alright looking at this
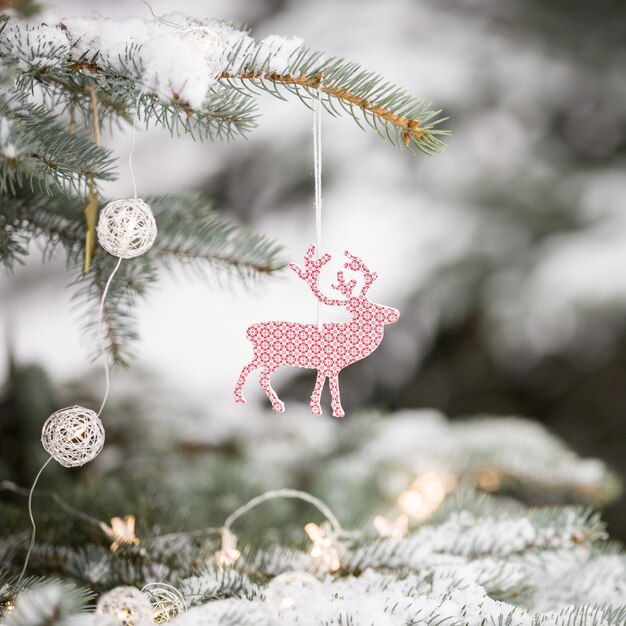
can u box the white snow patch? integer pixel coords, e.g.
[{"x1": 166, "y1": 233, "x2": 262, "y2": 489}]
[
  {"x1": 256, "y1": 35, "x2": 304, "y2": 73},
  {"x1": 59, "y1": 16, "x2": 231, "y2": 109},
  {"x1": 0, "y1": 117, "x2": 17, "y2": 157},
  {"x1": 1, "y1": 22, "x2": 69, "y2": 70}
]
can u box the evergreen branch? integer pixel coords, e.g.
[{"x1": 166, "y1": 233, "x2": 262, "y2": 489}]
[
  {"x1": 136, "y1": 88, "x2": 257, "y2": 142},
  {"x1": 0, "y1": 202, "x2": 28, "y2": 270},
  {"x1": 341, "y1": 503, "x2": 606, "y2": 573},
  {"x1": 1, "y1": 188, "x2": 85, "y2": 264},
  {"x1": 4, "y1": 582, "x2": 94, "y2": 626},
  {"x1": 73, "y1": 253, "x2": 159, "y2": 366},
  {"x1": 0, "y1": 96, "x2": 115, "y2": 196},
  {"x1": 536, "y1": 604, "x2": 626, "y2": 626},
  {"x1": 2, "y1": 188, "x2": 284, "y2": 359},
  {"x1": 180, "y1": 568, "x2": 259, "y2": 605},
  {"x1": 148, "y1": 193, "x2": 286, "y2": 282},
  {"x1": 0, "y1": 18, "x2": 448, "y2": 152},
  {"x1": 0, "y1": 25, "x2": 258, "y2": 141},
  {"x1": 220, "y1": 42, "x2": 449, "y2": 155}
]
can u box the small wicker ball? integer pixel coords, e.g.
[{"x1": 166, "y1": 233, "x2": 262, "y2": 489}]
[
  {"x1": 178, "y1": 26, "x2": 225, "y2": 76},
  {"x1": 142, "y1": 583, "x2": 186, "y2": 622},
  {"x1": 96, "y1": 586, "x2": 153, "y2": 626},
  {"x1": 97, "y1": 198, "x2": 157, "y2": 259},
  {"x1": 41, "y1": 406, "x2": 105, "y2": 468}
]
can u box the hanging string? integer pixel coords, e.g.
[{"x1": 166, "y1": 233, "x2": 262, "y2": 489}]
[
  {"x1": 96, "y1": 255, "x2": 123, "y2": 417},
  {"x1": 15, "y1": 119, "x2": 140, "y2": 584},
  {"x1": 15, "y1": 457, "x2": 52, "y2": 584},
  {"x1": 313, "y1": 82, "x2": 323, "y2": 326},
  {"x1": 1, "y1": 480, "x2": 109, "y2": 533},
  {"x1": 129, "y1": 119, "x2": 138, "y2": 201},
  {"x1": 3, "y1": 480, "x2": 354, "y2": 557},
  {"x1": 97, "y1": 119, "x2": 137, "y2": 417}
]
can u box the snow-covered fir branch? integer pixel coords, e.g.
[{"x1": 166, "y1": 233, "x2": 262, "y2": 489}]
[
  {"x1": 0, "y1": 9, "x2": 448, "y2": 359},
  {"x1": 1, "y1": 402, "x2": 624, "y2": 625},
  {"x1": 0, "y1": 13, "x2": 448, "y2": 153}
]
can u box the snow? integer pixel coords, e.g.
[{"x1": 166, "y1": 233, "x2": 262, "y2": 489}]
[
  {"x1": 1, "y1": 13, "x2": 306, "y2": 113},
  {"x1": 258, "y1": 569, "x2": 533, "y2": 626},
  {"x1": 0, "y1": 117, "x2": 17, "y2": 157},
  {"x1": 2, "y1": 2, "x2": 626, "y2": 624},
  {"x1": 170, "y1": 598, "x2": 273, "y2": 626},
  {"x1": 8, "y1": 584, "x2": 69, "y2": 625},
  {"x1": 532, "y1": 553, "x2": 626, "y2": 611},
  {"x1": 314, "y1": 409, "x2": 611, "y2": 519},
  {"x1": 60, "y1": 16, "x2": 227, "y2": 110},
  {"x1": 0, "y1": 22, "x2": 68, "y2": 70},
  {"x1": 255, "y1": 35, "x2": 304, "y2": 73}
]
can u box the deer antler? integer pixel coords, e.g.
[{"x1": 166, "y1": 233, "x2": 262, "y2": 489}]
[
  {"x1": 332, "y1": 271, "x2": 357, "y2": 297},
  {"x1": 290, "y1": 244, "x2": 346, "y2": 306},
  {"x1": 343, "y1": 251, "x2": 378, "y2": 296}
]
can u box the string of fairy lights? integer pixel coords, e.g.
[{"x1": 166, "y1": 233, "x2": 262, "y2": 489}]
[
  {"x1": 13, "y1": 109, "x2": 158, "y2": 588},
  {"x1": 1, "y1": 473, "x2": 456, "y2": 624}
]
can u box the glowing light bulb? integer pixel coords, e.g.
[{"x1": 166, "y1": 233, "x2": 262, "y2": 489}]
[
  {"x1": 477, "y1": 468, "x2": 501, "y2": 491},
  {"x1": 373, "y1": 514, "x2": 408, "y2": 538},
  {"x1": 398, "y1": 471, "x2": 457, "y2": 521},
  {"x1": 279, "y1": 597, "x2": 296, "y2": 610},
  {"x1": 69, "y1": 425, "x2": 87, "y2": 441},
  {"x1": 215, "y1": 528, "x2": 241, "y2": 569},
  {"x1": 422, "y1": 473, "x2": 446, "y2": 503},
  {"x1": 398, "y1": 489, "x2": 424, "y2": 517},
  {"x1": 104, "y1": 516, "x2": 140, "y2": 553},
  {"x1": 3, "y1": 599, "x2": 15, "y2": 617},
  {"x1": 304, "y1": 522, "x2": 341, "y2": 573}
]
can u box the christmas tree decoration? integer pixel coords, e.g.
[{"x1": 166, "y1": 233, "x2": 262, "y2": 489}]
[
  {"x1": 177, "y1": 26, "x2": 226, "y2": 75},
  {"x1": 234, "y1": 244, "x2": 399, "y2": 417},
  {"x1": 397, "y1": 471, "x2": 456, "y2": 521},
  {"x1": 4, "y1": 4, "x2": 626, "y2": 626},
  {"x1": 142, "y1": 583, "x2": 186, "y2": 623},
  {"x1": 96, "y1": 586, "x2": 153, "y2": 626},
  {"x1": 264, "y1": 572, "x2": 322, "y2": 614},
  {"x1": 96, "y1": 198, "x2": 157, "y2": 259},
  {"x1": 104, "y1": 515, "x2": 140, "y2": 553},
  {"x1": 214, "y1": 527, "x2": 241, "y2": 569},
  {"x1": 304, "y1": 521, "x2": 342, "y2": 573},
  {"x1": 373, "y1": 513, "x2": 409, "y2": 539},
  {"x1": 40, "y1": 406, "x2": 105, "y2": 468},
  {"x1": 0, "y1": 11, "x2": 447, "y2": 361}
]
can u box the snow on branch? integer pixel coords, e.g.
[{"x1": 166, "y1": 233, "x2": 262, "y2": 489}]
[
  {"x1": 342, "y1": 505, "x2": 604, "y2": 572},
  {"x1": 316, "y1": 409, "x2": 619, "y2": 513},
  {"x1": 0, "y1": 13, "x2": 448, "y2": 152}
]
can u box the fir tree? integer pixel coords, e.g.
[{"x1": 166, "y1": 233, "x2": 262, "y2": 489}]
[
  {"x1": 0, "y1": 9, "x2": 447, "y2": 362},
  {"x1": 2, "y1": 6, "x2": 625, "y2": 626}
]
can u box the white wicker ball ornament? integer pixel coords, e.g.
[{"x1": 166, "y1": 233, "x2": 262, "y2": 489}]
[
  {"x1": 97, "y1": 198, "x2": 157, "y2": 259},
  {"x1": 142, "y1": 583, "x2": 187, "y2": 622},
  {"x1": 96, "y1": 586, "x2": 153, "y2": 626},
  {"x1": 177, "y1": 26, "x2": 225, "y2": 76},
  {"x1": 41, "y1": 406, "x2": 105, "y2": 468}
]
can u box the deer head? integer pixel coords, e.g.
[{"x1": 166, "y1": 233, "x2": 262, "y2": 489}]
[{"x1": 290, "y1": 245, "x2": 399, "y2": 325}]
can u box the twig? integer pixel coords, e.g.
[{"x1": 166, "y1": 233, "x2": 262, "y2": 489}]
[{"x1": 220, "y1": 71, "x2": 427, "y2": 146}]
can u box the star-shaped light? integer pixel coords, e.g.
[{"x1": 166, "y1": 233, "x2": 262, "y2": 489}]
[
  {"x1": 304, "y1": 521, "x2": 341, "y2": 573},
  {"x1": 103, "y1": 515, "x2": 140, "y2": 553}
]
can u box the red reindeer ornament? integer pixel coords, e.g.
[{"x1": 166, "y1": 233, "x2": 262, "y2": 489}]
[{"x1": 234, "y1": 245, "x2": 399, "y2": 418}]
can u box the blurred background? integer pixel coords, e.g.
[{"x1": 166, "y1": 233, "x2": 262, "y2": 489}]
[{"x1": 2, "y1": 0, "x2": 626, "y2": 538}]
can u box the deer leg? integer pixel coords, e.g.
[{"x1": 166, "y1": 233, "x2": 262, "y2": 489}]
[
  {"x1": 310, "y1": 371, "x2": 326, "y2": 415},
  {"x1": 260, "y1": 365, "x2": 285, "y2": 413},
  {"x1": 234, "y1": 360, "x2": 258, "y2": 404},
  {"x1": 328, "y1": 373, "x2": 345, "y2": 418}
]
